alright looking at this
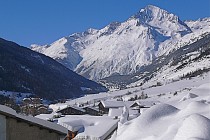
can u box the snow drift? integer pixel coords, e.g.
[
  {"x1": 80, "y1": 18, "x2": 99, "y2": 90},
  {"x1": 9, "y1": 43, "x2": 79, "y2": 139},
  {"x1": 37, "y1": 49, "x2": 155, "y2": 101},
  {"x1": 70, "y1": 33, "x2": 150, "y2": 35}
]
[{"x1": 116, "y1": 101, "x2": 210, "y2": 140}]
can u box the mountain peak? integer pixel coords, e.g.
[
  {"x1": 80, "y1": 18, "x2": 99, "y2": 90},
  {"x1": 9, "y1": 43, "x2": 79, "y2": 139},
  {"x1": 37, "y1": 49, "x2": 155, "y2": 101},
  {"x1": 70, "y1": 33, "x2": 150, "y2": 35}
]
[
  {"x1": 134, "y1": 5, "x2": 178, "y2": 24},
  {"x1": 143, "y1": 5, "x2": 162, "y2": 11},
  {"x1": 132, "y1": 5, "x2": 191, "y2": 36}
]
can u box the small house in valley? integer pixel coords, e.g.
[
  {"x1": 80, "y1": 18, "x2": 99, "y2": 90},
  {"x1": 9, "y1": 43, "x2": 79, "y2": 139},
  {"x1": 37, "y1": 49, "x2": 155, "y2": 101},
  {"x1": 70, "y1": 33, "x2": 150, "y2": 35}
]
[
  {"x1": 83, "y1": 106, "x2": 100, "y2": 116},
  {"x1": 130, "y1": 101, "x2": 153, "y2": 114},
  {"x1": 37, "y1": 105, "x2": 53, "y2": 114},
  {"x1": 98, "y1": 101, "x2": 125, "y2": 114},
  {"x1": 57, "y1": 105, "x2": 86, "y2": 115}
]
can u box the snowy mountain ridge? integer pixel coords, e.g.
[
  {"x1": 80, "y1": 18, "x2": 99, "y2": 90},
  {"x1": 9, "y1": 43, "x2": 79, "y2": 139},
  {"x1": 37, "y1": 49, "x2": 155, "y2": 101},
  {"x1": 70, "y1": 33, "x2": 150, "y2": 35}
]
[{"x1": 31, "y1": 5, "x2": 210, "y2": 81}]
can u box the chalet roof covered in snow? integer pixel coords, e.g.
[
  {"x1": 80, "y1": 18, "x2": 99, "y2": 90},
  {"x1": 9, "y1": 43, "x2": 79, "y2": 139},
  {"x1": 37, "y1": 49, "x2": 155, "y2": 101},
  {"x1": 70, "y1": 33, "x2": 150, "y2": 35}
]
[
  {"x1": 58, "y1": 115, "x2": 119, "y2": 139},
  {"x1": 100, "y1": 100, "x2": 126, "y2": 108},
  {"x1": 57, "y1": 105, "x2": 86, "y2": 113},
  {"x1": 100, "y1": 100, "x2": 136, "y2": 109},
  {"x1": 0, "y1": 105, "x2": 68, "y2": 135},
  {"x1": 83, "y1": 106, "x2": 99, "y2": 112},
  {"x1": 108, "y1": 107, "x2": 124, "y2": 117},
  {"x1": 130, "y1": 100, "x2": 159, "y2": 108}
]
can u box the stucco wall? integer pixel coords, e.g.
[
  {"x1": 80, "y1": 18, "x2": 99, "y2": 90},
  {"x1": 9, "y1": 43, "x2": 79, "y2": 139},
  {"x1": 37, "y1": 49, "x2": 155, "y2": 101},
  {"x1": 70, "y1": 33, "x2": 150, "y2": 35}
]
[
  {"x1": 0, "y1": 114, "x2": 6, "y2": 140},
  {"x1": 6, "y1": 117, "x2": 65, "y2": 140}
]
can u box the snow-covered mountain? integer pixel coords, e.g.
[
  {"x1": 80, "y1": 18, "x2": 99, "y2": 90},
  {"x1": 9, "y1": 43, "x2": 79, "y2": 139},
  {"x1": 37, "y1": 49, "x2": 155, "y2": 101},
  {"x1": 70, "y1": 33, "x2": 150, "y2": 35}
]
[
  {"x1": 31, "y1": 5, "x2": 210, "y2": 81},
  {"x1": 100, "y1": 33, "x2": 210, "y2": 90}
]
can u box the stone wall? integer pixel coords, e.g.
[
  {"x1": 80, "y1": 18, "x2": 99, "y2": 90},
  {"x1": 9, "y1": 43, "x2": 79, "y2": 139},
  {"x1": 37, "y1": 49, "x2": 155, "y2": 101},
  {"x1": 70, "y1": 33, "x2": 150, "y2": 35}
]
[
  {"x1": 6, "y1": 117, "x2": 65, "y2": 140},
  {"x1": 0, "y1": 114, "x2": 6, "y2": 140}
]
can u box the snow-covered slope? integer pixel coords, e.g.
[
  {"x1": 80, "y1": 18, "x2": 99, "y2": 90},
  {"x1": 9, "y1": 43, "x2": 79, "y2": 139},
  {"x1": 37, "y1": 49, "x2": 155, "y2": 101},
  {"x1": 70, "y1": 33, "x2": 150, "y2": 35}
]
[
  {"x1": 100, "y1": 33, "x2": 210, "y2": 90},
  {"x1": 157, "y1": 17, "x2": 210, "y2": 56},
  {"x1": 31, "y1": 5, "x2": 210, "y2": 81}
]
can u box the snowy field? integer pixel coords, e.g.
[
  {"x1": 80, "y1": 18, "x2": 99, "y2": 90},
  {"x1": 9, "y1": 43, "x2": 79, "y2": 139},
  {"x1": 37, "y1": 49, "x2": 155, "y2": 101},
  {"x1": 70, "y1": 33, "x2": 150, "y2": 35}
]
[{"x1": 41, "y1": 72, "x2": 210, "y2": 140}]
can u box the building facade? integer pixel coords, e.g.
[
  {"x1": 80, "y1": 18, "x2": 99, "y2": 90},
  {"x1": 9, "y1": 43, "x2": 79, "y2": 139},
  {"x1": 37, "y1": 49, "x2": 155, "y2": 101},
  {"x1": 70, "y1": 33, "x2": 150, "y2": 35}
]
[{"x1": 0, "y1": 105, "x2": 67, "y2": 140}]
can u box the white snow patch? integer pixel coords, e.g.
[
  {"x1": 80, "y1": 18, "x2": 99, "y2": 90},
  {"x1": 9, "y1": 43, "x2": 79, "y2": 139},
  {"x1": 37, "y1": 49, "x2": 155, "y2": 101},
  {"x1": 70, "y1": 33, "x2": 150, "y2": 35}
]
[
  {"x1": 179, "y1": 93, "x2": 198, "y2": 102},
  {"x1": 174, "y1": 114, "x2": 210, "y2": 140}
]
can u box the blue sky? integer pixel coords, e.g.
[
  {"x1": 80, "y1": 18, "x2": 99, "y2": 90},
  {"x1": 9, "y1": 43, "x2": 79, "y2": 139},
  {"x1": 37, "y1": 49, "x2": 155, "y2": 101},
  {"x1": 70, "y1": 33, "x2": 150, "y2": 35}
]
[{"x1": 0, "y1": 0, "x2": 210, "y2": 47}]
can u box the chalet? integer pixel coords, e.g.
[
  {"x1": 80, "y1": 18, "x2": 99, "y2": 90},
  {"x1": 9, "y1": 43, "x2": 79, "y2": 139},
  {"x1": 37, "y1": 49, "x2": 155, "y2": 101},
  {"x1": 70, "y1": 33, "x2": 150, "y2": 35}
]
[
  {"x1": 22, "y1": 98, "x2": 31, "y2": 105},
  {"x1": 22, "y1": 97, "x2": 42, "y2": 105},
  {"x1": 98, "y1": 100, "x2": 151, "y2": 119},
  {"x1": 37, "y1": 105, "x2": 52, "y2": 114},
  {"x1": 83, "y1": 106, "x2": 100, "y2": 116},
  {"x1": 57, "y1": 105, "x2": 86, "y2": 115},
  {"x1": 98, "y1": 101, "x2": 125, "y2": 114},
  {"x1": 0, "y1": 105, "x2": 68, "y2": 140},
  {"x1": 130, "y1": 101, "x2": 151, "y2": 114}
]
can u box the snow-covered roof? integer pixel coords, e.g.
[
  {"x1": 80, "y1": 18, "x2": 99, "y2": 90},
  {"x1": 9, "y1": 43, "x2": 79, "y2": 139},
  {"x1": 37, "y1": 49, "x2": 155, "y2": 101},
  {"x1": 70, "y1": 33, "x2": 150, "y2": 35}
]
[
  {"x1": 123, "y1": 101, "x2": 136, "y2": 108},
  {"x1": 70, "y1": 105, "x2": 86, "y2": 112},
  {"x1": 131, "y1": 100, "x2": 157, "y2": 108},
  {"x1": 58, "y1": 115, "x2": 119, "y2": 139},
  {"x1": 83, "y1": 106, "x2": 99, "y2": 112},
  {"x1": 100, "y1": 100, "x2": 125, "y2": 108},
  {"x1": 100, "y1": 100, "x2": 136, "y2": 109},
  {"x1": 108, "y1": 107, "x2": 123, "y2": 117},
  {"x1": 0, "y1": 105, "x2": 67, "y2": 135},
  {"x1": 0, "y1": 104, "x2": 17, "y2": 116},
  {"x1": 59, "y1": 120, "x2": 84, "y2": 132},
  {"x1": 36, "y1": 113, "x2": 54, "y2": 120},
  {"x1": 49, "y1": 104, "x2": 68, "y2": 112},
  {"x1": 57, "y1": 105, "x2": 85, "y2": 113},
  {"x1": 23, "y1": 98, "x2": 30, "y2": 101}
]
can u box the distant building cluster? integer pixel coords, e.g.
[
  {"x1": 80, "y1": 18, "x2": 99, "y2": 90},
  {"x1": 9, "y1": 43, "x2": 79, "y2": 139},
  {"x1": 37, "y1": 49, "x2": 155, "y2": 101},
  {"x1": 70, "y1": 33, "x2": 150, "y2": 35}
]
[{"x1": 20, "y1": 98, "x2": 53, "y2": 116}]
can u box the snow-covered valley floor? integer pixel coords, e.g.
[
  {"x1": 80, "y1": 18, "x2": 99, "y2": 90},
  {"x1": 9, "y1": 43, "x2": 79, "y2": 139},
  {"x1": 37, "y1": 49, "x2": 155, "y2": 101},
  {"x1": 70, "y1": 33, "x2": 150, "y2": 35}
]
[{"x1": 39, "y1": 72, "x2": 210, "y2": 140}]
